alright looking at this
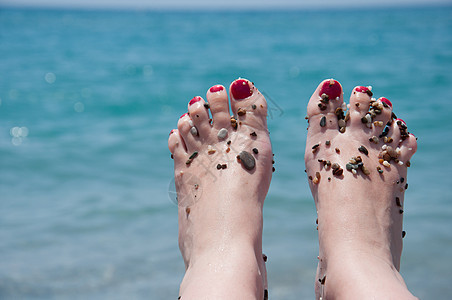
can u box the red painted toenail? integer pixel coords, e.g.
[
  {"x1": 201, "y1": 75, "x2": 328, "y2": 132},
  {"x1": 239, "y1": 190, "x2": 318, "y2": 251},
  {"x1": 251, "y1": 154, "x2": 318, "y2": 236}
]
[
  {"x1": 180, "y1": 112, "x2": 188, "y2": 119},
  {"x1": 355, "y1": 86, "x2": 373, "y2": 97},
  {"x1": 319, "y1": 79, "x2": 341, "y2": 100},
  {"x1": 169, "y1": 129, "x2": 175, "y2": 136},
  {"x1": 380, "y1": 97, "x2": 392, "y2": 108},
  {"x1": 396, "y1": 118, "x2": 406, "y2": 125},
  {"x1": 356, "y1": 86, "x2": 370, "y2": 93},
  {"x1": 189, "y1": 96, "x2": 202, "y2": 106},
  {"x1": 231, "y1": 79, "x2": 253, "y2": 100},
  {"x1": 209, "y1": 85, "x2": 224, "y2": 93}
]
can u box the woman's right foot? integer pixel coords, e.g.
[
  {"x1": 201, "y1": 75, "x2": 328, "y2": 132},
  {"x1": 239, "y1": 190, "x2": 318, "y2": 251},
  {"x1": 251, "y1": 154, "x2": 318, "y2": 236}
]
[
  {"x1": 305, "y1": 79, "x2": 418, "y2": 299},
  {"x1": 168, "y1": 79, "x2": 272, "y2": 299}
]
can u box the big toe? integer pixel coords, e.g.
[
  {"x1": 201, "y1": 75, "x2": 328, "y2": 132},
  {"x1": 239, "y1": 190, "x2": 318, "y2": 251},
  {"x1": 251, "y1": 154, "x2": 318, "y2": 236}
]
[
  {"x1": 229, "y1": 79, "x2": 268, "y2": 130},
  {"x1": 307, "y1": 79, "x2": 346, "y2": 132}
]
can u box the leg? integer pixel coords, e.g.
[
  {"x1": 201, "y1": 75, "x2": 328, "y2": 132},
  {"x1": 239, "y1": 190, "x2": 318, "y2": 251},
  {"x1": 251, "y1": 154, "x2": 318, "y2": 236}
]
[
  {"x1": 305, "y1": 79, "x2": 418, "y2": 299},
  {"x1": 168, "y1": 79, "x2": 272, "y2": 299}
]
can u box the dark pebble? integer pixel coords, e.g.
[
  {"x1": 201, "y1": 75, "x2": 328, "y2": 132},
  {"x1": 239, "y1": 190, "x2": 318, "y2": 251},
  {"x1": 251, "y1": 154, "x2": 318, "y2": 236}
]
[
  {"x1": 402, "y1": 231, "x2": 406, "y2": 238},
  {"x1": 239, "y1": 151, "x2": 256, "y2": 170},
  {"x1": 216, "y1": 164, "x2": 222, "y2": 170},
  {"x1": 358, "y1": 145, "x2": 369, "y2": 156},
  {"x1": 320, "y1": 116, "x2": 326, "y2": 127},
  {"x1": 333, "y1": 168, "x2": 343, "y2": 176},
  {"x1": 263, "y1": 254, "x2": 267, "y2": 262},
  {"x1": 253, "y1": 148, "x2": 259, "y2": 154},
  {"x1": 221, "y1": 164, "x2": 227, "y2": 169},
  {"x1": 264, "y1": 289, "x2": 268, "y2": 300},
  {"x1": 312, "y1": 144, "x2": 320, "y2": 149},
  {"x1": 189, "y1": 151, "x2": 198, "y2": 159},
  {"x1": 396, "y1": 197, "x2": 401, "y2": 207},
  {"x1": 252, "y1": 104, "x2": 257, "y2": 109},
  {"x1": 250, "y1": 131, "x2": 257, "y2": 137}
]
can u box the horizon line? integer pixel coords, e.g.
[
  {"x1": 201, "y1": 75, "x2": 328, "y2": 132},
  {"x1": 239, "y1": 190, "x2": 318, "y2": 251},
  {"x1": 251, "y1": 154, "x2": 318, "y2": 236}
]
[{"x1": 1, "y1": 2, "x2": 451, "y2": 12}]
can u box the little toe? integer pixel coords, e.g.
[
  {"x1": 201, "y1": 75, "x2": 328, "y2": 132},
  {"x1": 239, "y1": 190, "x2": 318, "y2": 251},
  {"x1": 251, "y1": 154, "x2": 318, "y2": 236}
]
[
  {"x1": 383, "y1": 117, "x2": 401, "y2": 146},
  {"x1": 398, "y1": 133, "x2": 417, "y2": 164},
  {"x1": 307, "y1": 79, "x2": 346, "y2": 132},
  {"x1": 187, "y1": 96, "x2": 211, "y2": 139},
  {"x1": 206, "y1": 84, "x2": 231, "y2": 130},
  {"x1": 229, "y1": 78, "x2": 268, "y2": 129},
  {"x1": 168, "y1": 129, "x2": 187, "y2": 161},
  {"x1": 177, "y1": 113, "x2": 200, "y2": 153}
]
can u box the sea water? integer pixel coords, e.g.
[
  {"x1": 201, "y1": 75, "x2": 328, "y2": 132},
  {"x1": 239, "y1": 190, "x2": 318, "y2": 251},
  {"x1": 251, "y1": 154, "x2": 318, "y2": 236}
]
[{"x1": 0, "y1": 6, "x2": 451, "y2": 299}]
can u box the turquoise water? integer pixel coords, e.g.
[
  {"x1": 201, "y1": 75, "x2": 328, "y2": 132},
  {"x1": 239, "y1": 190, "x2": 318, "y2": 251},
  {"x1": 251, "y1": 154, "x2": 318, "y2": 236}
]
[{"x1": 0, "y1": 6, "x2": 451, "y2": 299}]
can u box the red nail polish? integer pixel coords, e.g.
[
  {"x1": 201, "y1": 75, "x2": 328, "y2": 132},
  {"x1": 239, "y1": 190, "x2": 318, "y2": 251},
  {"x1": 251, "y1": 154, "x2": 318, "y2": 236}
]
[
  {"x1": 380, "y1": 97, "x2": 392, "y2": 108},
  {"x1": 319, "y1": 79, "x2": 341, "y2": 100},
  {"x1": 231, "y1": 79, "x2": 253, "y2": 100},
  {"x1": 180, "y1": 113, "x2": 188, "y2": 119},
  {"x1": 356, "y1": 86, "x2": 370, "y2": 93},
  {"x1": 355, "y1": 86, "x2": 373, "y2": 97},
  {"x1": 169, "y1": 129, "x2": 175, "y2": 136},
  {"x1": 209, "y1": 85, "x2": 224, "y2": 93},
  {"x1": 189, "y1": 96, "x2": 202, "y2": 106}
]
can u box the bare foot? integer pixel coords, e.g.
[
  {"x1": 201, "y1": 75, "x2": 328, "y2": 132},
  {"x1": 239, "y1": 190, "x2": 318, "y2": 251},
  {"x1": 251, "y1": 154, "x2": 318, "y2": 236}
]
[
  {"x1": 168, "y1": 79, "x2": 272, "y2": 299},
  {"x1": 305, "y1": 79, "x2": 418, "y2": 299}
]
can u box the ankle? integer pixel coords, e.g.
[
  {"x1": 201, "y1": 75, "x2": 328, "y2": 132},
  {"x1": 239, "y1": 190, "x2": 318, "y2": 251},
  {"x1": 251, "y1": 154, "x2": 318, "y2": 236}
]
[
  {"x1": 319, "y1": 250, "x2": 416, "y2": 300},
  {"x1": 180, "y1": 243, "x2": 265, "y2": 299}
]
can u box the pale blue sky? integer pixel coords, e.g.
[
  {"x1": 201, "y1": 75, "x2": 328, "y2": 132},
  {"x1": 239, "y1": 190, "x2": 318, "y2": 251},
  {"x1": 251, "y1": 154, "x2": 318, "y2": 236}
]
[{"x1": 1, "y1": 0, "x2": 450, "y2": 9}]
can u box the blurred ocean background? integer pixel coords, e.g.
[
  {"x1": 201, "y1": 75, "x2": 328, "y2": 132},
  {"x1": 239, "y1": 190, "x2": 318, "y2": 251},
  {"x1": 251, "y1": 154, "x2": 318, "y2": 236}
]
[{"x1": 1, "y1": 5, "x2": 451, "y2": 299}]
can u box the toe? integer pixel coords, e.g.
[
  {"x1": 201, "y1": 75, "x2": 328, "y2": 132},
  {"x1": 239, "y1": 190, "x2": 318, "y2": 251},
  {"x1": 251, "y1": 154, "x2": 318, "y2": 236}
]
[
  {"x1": 348, "y1": 86, "x2": 375, "y2": 128},
  {"x1": 168, "y1": 129, "x2": 187, "y2": 161},
  {"x1": 187, "y1": 96, "x2": 211, "y2": 140},
  {"x1": 206, "y1": 84, "x2": 231, "y2": 130},
  {"x1": 307, "y1": 79, "x2": 346, "y2": 132},
  {"x1": 398, "y1": 133, "x2": 417, "y2": 164},
  {"x1": 307, "y1": 79, "x2": 344, "y2": 118},
  {"x1": 229, "y1": 78, "x2": 268, "y2": 129},
  {"x1": 384, "y1": 117, "x2": 401, "y2": 146},
  {"x1": 366, "y1": 96, "x2": 394, "y2": 138},
  {"x1": 177, "y1": 113, "x2": 199, "y2": 153}
]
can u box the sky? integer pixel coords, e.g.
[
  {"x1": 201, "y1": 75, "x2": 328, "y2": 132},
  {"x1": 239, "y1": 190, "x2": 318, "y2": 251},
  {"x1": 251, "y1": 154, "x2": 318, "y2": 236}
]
[{"x1": 0, "y1": 0, "x2": 450, "y2": 10}]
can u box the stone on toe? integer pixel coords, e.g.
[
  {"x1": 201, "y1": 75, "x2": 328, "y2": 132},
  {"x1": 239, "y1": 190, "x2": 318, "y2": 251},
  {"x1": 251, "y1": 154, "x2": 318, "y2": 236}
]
[{"x1": 190, "y1": 126, "x2": 198, "y2": 137}]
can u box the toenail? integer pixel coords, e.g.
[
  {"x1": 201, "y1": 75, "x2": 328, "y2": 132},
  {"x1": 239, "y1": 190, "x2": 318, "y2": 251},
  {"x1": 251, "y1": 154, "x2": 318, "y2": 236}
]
[
  {"x1": 189, "y1": 96, "x2": 202, "y2": 106},
  {"x1": 209, "y1": 85, "x2": 224, "y2": 93},
  {"x1": 380, "y1": 97, "x2": 392, "y2": 108},
  {"x1": 231, "y1": 79, "x2": 253, "y2": 100},
  {"x1": 319, "y1": 79, "x2": 341, "y2": 100},
  {"x1": 169, "y1": 129, "x2": 175, "y2": 136},
  {"x1": 356, "y1": 86, "x2": 373, "y2": 97},
  {"x1": 180, "y1": 112, "x2": 188, "y2": 119},
  {"x1": 396, "y1": 118, "x2": 406, "y2": 125}
]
